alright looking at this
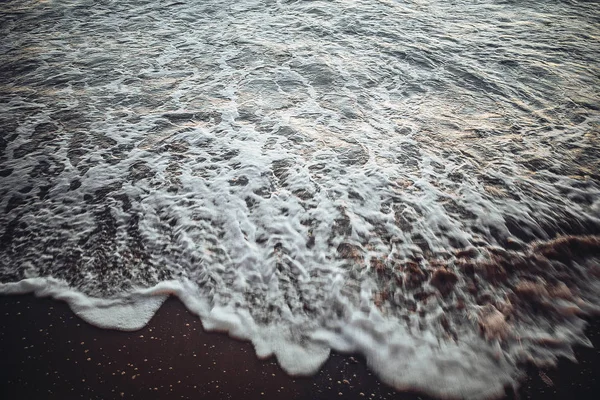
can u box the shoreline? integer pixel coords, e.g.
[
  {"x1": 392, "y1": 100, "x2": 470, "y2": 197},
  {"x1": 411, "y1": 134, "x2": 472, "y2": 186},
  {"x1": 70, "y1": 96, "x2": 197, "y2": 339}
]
[{"x1": 1, "y1": 295, "x2": 599, "y2": 399}]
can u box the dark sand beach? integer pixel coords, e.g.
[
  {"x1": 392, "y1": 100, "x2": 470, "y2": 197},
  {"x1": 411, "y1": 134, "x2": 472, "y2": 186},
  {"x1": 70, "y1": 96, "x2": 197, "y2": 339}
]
[{"x1": 1, "y1": 295, "x2": 599, "y2": 400}]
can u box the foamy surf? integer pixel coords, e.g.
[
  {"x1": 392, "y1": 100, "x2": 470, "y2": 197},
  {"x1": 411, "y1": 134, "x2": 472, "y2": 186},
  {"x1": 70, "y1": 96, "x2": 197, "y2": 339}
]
[
  {"x1": 2, "y1": 236, "x2": 600, "y2": 400},
  {"x1": 0, "y1": 276, "x2": 517, "y2": 399},
  {"x1": 1, "y1": 0, "x2": 600, "y2": 398}
]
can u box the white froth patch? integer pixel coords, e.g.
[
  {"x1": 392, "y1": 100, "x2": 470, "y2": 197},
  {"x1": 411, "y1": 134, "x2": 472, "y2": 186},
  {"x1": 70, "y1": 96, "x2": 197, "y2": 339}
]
[
  {"x1": 0, "y1": 278, "x2": 167, "y2": 331},
  {"x1": 312, "y1": 313, "x2": 518, "y2": 399},
  {"x1": 250, "y1": 325, "x2": 331, "y2": 376}
]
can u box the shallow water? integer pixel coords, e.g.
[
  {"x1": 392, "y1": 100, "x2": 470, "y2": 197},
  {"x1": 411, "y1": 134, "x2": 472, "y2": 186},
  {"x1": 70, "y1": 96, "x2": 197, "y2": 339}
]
[{"x1": 1, "y1": 0, "x2": 599, "y2": 398}]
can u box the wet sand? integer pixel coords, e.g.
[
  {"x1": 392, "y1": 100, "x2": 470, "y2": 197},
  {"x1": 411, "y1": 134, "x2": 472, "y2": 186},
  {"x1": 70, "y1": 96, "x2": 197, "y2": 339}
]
[{"x1": 1, "y1": 295, "x2": 599, "y2": 400}]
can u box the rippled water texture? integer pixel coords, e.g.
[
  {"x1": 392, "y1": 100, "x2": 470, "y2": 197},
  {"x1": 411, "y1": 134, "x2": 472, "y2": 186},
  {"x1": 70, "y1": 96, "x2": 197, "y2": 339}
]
[{"x1": 1, "y1": 0, "x2": 600, "y2": 398}]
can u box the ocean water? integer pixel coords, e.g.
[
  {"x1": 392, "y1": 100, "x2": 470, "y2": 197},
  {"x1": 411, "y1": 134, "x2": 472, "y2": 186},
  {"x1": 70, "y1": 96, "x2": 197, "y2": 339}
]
[{"x1": 0, "y1": 0, "x2": 599, "y2": 398}]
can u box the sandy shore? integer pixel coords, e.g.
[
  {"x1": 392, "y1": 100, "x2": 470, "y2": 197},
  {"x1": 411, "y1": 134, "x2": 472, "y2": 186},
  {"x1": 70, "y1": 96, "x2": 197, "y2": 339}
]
[{"x1": 1, "y1": 295, "x2": 598, "y2": 400}]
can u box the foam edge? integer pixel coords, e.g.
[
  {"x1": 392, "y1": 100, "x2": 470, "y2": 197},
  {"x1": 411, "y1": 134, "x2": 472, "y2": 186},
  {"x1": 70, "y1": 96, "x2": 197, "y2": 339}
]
[{"x1": 0, "y1": 277, "x2": 331, "y2": 377}]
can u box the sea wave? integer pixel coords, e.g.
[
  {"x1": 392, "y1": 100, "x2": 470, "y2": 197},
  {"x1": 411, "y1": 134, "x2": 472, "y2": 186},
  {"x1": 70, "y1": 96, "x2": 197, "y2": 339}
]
[{"x1": 1, "y1": 0, "x2": 599, "y2": 398}]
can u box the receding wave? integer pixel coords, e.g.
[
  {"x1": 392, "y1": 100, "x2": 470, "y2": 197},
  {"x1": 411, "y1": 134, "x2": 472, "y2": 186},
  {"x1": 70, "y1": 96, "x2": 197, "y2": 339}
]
[{"x1": 1, "y1": 0, "x2": 599, "y2": 399}]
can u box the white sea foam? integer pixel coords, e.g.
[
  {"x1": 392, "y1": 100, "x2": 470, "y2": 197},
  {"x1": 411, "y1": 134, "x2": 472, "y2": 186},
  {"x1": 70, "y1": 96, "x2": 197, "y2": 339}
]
[
  {"x1": 0, "y1": 278, "x2": 167, "y2": 330},
  {"x1": 1, "y1": 0, "x2": 600, "y2": 398}
]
